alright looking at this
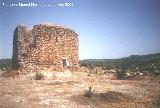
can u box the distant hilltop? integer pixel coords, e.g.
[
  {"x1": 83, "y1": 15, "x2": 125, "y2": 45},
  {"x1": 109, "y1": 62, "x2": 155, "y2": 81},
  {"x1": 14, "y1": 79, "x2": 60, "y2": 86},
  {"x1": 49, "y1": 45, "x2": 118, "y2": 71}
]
[{"x1": 80, "y1": 53, "x2": 160, "y2": 75}]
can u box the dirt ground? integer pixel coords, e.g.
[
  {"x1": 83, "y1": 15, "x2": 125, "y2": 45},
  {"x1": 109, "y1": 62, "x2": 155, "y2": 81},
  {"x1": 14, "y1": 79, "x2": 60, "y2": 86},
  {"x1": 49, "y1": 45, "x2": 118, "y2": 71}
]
[{"x1": 0, "y1": 70, "x2": 160, "y2": 108}]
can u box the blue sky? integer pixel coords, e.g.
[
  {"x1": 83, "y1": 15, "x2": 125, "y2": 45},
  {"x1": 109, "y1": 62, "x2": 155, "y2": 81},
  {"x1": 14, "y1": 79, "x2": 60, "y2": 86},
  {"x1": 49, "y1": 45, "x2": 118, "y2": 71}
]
[{"x1": 0, "y1": 0, "x2": 160, "y2": 60}]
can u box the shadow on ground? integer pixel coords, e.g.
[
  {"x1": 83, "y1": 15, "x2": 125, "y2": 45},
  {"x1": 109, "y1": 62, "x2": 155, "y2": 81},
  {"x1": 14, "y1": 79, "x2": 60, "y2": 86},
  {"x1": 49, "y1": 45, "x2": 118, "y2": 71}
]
[{"x1": 69, "y1": 91, "x2": 135, "y2": 106}]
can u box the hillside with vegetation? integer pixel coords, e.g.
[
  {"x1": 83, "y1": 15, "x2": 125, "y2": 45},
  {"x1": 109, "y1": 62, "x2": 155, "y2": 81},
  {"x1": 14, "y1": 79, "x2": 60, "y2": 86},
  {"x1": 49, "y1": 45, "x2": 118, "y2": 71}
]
[{"x1": 80, "y1": 53, "x2": 160, "y2": 76}]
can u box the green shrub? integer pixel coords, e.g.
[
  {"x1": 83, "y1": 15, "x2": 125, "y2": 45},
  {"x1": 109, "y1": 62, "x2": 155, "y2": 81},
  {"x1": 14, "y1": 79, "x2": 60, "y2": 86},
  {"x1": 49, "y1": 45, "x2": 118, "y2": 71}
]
[
  {"x1": 0, "y1": 63, "x2": 12, "y2": 71},
  {"x1": 152, "y1": 70, "x2": 160, "y2": 76},
  {"x1": 116, "y1": 69, "x2": 126, "y2": 79},
  {"x1": 0, "y1": 59, "x2": 12, "y2": 71},
  {"x1": 84, "y1": 86, "x2": 94, "y2": 98},
  {"x1": 35, "y1": 72, "x2": 44, "y2": 80},
  {"x1": 154, "y1": 93, "x2": 160, "y2": 105}
]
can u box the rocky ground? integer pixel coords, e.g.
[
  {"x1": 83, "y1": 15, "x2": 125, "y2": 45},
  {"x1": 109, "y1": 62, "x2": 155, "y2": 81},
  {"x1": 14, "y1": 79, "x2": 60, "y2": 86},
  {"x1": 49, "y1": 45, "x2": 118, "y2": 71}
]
[{"x1": 0, "y1": 70, "x2": 160, "y2": 108}]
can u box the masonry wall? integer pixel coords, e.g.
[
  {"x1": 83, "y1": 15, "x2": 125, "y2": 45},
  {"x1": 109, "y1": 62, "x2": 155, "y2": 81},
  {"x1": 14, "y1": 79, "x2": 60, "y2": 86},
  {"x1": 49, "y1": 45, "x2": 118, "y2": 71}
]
[{"x1": 12, "y1": 24, "x2": 79, "y2": 73}]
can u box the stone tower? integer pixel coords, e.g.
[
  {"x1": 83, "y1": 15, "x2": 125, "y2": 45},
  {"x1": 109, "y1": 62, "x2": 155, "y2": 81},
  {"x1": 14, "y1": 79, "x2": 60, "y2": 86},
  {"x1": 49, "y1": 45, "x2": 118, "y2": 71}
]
[{"x1": 12, "y1": 24, "x2": 79, "y2": 73}]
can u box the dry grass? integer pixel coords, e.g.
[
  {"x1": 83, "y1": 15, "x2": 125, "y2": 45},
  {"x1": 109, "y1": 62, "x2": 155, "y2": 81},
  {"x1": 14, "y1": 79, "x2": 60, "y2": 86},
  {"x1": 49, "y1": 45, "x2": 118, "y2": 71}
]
[{"x1": 0, "y1": 70, "x2": 160, "y2": 108}]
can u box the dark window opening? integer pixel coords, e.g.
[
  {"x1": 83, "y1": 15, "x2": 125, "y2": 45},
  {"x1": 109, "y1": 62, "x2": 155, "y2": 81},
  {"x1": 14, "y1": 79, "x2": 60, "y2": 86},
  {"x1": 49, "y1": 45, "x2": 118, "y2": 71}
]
[
  {"x1": 21, "y1": 53, "x2": 27, "y2": 58},
  {"x1": 62, "y1": 59, "x2": 67, "y2": 67},
  {"x1": 24, "y1": 38, "x2": 29, "y2": 43},
  {"x1": 56, "y1": 37, "x2": 58, "y2": 42}
]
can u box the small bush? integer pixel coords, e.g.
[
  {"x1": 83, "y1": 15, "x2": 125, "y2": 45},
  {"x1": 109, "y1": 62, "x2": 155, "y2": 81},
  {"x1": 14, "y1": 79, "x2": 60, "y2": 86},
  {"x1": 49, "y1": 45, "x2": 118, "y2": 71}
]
[
  {"x1": 116, "y1": 69, "x2": 126, "y2": 79},
  {"x1": 0, "y1": 59, "x2": 12, "y2": 71},
  {"x1": 152, "y1": 70, "x2": 160, "y2": 76},
  {"x1": 35, "y1": 72, "x2": 44, "y2": 80},
  {"x1": 84, "y1": 86, "x2": 94, "y2": 98},
  {"x1": 154, "y1": 93, "x2": 160, "y2": 105},
  {"x1": 0, "y1": 63, "x2": 12, "y2": 71}
]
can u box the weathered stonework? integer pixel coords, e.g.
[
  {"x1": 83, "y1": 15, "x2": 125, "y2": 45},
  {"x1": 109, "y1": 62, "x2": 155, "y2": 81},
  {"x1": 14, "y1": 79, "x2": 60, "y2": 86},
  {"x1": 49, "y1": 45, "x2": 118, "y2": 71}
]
[{"x1": 12, "y1": 24, "x2": 79, "y2": 73}]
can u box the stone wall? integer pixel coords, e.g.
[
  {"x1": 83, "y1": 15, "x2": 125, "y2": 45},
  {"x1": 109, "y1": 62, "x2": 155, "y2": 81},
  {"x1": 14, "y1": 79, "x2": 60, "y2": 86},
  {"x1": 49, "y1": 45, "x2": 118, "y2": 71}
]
[{"x1": 12, "y1": 24, "x2": 79, "y2": 73}]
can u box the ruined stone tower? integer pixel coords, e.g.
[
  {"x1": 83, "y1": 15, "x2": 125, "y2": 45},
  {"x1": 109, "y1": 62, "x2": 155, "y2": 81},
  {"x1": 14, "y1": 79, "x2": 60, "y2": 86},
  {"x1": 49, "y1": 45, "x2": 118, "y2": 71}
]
[{"x1": 12, "y1": 24, "x2": 79, "y2": 73}]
